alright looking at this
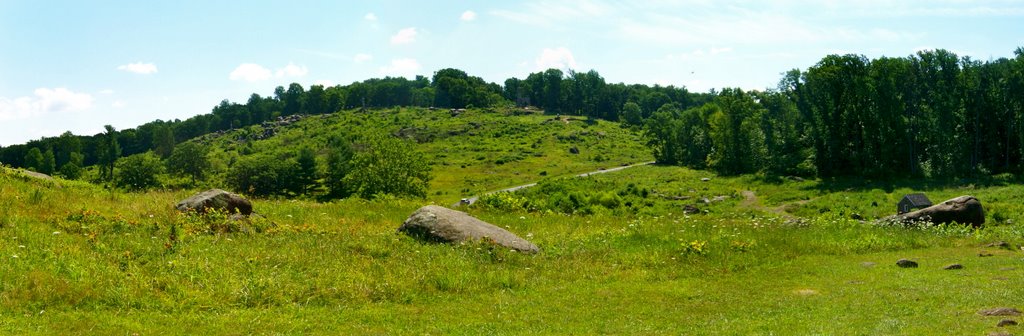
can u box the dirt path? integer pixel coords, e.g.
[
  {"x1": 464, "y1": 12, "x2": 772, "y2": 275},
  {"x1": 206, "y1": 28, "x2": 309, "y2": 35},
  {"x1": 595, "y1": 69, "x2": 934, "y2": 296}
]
[
  {"x1": 739, "y1": 190, "x2": 811, "y2": 220},
  {"x1": 453, "y1": 161, "x2": 656, "y2": 207}
]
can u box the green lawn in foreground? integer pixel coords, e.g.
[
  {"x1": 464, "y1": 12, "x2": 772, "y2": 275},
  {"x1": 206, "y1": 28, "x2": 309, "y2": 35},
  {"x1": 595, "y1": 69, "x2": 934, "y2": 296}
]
[{"x1": 1, "y1": 165, "x2": 1022, "y2": 335}]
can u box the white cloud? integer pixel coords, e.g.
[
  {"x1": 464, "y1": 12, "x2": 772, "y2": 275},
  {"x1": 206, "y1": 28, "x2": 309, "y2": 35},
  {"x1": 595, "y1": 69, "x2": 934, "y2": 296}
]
[
  {"x1": 230, "y1": 62, "x2": 309, "y2": 82},
  {"x1": 378, "y1": 58, "x2": 422, "y2": 78},
  {"x1": 275, "y1": 62, "x2": 308, "y2": 77},
  {"x1": 461, "y1": 10, "x2": 478, "y2": 21},
  {"x1": 365, "y1": 12, "x2": 377, "y2": 21},
  {"x1": 99, "y1": 89, "x2": 115, "y2": 94},
  {"x1": 535, "y1": 47, "x2": 577, "y2": 70},
  {"x1": 229, "y1": 63, "x2": 273, "y2": 82},
  {"x1": 313, "y1": 79, "x2": 335, "y2": 87},
  {"x1": 353, "y1": 53, "x2": 373, "y2": 63},
  {"x1": 112, "y1": 100, "x2": 126, "y2": 108},
  {"x1": 117, "y1": 62, "x2": 158, "y2": 75},
  {"x1": 0, "y1": 88, "x2": 94, "y2": 121},
  {"x1": 390, "y1": 27, "x2": 418, "y2": 45}
]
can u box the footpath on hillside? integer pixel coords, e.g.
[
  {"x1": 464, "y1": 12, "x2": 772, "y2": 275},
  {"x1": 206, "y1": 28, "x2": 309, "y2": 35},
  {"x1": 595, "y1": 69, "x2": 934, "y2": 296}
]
[{"x1": 453, "y1": 161, "x2": 656, "y2": 207}]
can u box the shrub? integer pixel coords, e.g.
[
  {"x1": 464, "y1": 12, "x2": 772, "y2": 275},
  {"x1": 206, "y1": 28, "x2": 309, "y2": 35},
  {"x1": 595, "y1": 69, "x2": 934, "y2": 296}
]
[{"x1": 115, "y1": 152, "x2": 164, "y2": 191}]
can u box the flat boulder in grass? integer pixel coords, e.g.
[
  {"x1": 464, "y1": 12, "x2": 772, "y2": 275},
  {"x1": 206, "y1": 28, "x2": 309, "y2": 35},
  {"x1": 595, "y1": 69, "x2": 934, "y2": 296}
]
[
  {"x1": 175, "y1": 189, "x2": 253, "y2": 215},
  {"x1": 398, "y1": 205, "x2": 539, "y2": 253},
  {"x1": 883, "y1": 195, "x2": 985, "y2": 227}
]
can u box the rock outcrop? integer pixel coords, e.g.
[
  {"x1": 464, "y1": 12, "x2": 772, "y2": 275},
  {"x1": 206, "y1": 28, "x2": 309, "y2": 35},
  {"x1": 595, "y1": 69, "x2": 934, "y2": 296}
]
[
  {"x1": 175, "y1": 189, "x2": 253, "y2": 215},
  {"x1": 398, "y1": 205, "x2": 539, "y2": 253},
  {"x1": 882, "y1": 195, "x2": 985, "y2": 227}
]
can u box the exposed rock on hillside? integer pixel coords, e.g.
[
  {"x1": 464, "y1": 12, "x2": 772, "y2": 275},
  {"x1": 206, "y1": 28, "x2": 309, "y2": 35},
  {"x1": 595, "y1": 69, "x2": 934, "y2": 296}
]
[
  {"x1": 882, "y1": 195, "x2": 985, "y2": 227},
  {"x1": 398, "y1": 205, "x2": 539, "y2": 253},
  {"x1": 176, "y1": 189, "x2": 253, "y2": 215}
]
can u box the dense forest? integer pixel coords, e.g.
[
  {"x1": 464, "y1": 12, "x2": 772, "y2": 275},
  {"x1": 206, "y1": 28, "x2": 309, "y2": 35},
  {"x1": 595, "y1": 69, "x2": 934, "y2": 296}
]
[
  {"x1": 647, "y1": 48, "x2": 1024, "y2": 179},
  {"x1": 2, "y1": 48, "x2": 1023, "y2": 185}
]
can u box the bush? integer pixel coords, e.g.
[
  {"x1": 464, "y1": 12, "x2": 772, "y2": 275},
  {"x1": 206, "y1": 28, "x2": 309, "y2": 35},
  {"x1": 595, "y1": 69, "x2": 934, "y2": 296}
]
[
  {"x1": 343, "y1": 134, "x2": 432, "y2": 199},
  {"x1": 115, "y1": 152, "x2": 164, "y2": 191},
  {"x1": 227, "y1": 155, "x2": 300, "y2": 197}
]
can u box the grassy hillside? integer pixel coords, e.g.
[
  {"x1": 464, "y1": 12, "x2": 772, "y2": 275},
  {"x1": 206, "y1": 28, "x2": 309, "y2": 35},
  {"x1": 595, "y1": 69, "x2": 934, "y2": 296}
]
[
  {"x1": 2, "y1": 162, "x2": 1023, "y2": 334},
  {"x1": 195, "y1": 107, "x2": 652, "y2": 203}
]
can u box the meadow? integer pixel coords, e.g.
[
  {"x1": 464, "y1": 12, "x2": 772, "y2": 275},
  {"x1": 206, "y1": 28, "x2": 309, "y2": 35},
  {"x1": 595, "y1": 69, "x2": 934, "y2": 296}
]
[{"x1": 2, "y1": 159, "x2": 1023, "y2": 334}]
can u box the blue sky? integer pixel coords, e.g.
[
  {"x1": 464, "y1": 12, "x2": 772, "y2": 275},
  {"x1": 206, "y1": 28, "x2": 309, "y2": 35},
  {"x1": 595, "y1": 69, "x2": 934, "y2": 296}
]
[{"x1": 1, "y1": 0, "x2": 1023, "y2": 146}]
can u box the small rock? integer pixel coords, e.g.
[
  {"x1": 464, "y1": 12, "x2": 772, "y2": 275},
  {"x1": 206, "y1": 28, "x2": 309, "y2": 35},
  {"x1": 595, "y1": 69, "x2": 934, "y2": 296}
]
[
  {"x1": 793, "y1": 289, "x2": 818, "y2": 296},
  {"x1": 682, "y1": 204, "x2": 700, "y2": 215},
  {"x1": 896, "y1": 259, "x2": 918, "y2": 268},
  {"x1": 998, "y1": 319, "x2": 1019, "y2": 327},
  {"x1": 701, "y1": 177, "x2": 711, "y2": 182},
  {"x1": 980, "y1": 253, "x2": 995, "y2": 257},
  {"x1": 568, "y1": 146, "x2": 579, "y2": 154},
  {"x1": 943, "y1": 264, "x2": 964, "y2": 270},
  {"x1": 850, "y1": 213, "x2": 864, "y2": 220},
  {"x1": 986, "y1": 241, "x2": 1012, "y2": 249},
  {"x1": 1001, "y1": 267, "x2": 1017, "y2": 271},
  {"x1": 980, "y1": 307, "x2": 1022, "y2": 316},
  {"x1": 861, "y1": 262, "x2": 877, "y2": 268}
]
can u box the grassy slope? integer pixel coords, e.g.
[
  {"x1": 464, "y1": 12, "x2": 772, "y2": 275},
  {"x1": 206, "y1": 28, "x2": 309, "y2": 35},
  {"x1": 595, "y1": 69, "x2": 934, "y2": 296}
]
[
  {"x1": 2, "y1": 160, "x2": 1023, "y2": 334},
  {"x1": 200, "y1": 108, "x2": 652, "y2": 204}
]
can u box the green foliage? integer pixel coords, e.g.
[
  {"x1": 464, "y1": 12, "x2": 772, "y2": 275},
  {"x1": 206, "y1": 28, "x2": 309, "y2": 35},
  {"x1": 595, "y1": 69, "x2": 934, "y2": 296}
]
[
  {"x1": 115, "y1": 152, "x2": 163, "y2": 190},
  {"x1": 325, "y1": 135, "x2": 355, "y2": 198},
  {"x1": 227, "y1": 155, "x2": 299, "y2": 197},
  {"x1": 344, "y1": 134, "x2": 432, "y2": 199},
  {"x1": 295, "y1": 147, "x2": 318, "y2": 194},
  {"x1": 58, "y1": 152, "x2": 84, "y2": 180},
  {"x1": 23, "y1": 147, "x2": 43, "y2": 172},
  {"x1": 41, "y1": 148, "x2": 56, "y2": 175},
  {"x1": 167, "y1": 141, "x2": 210, "y2": 186},
  {"x1": 621, "y1": 101, "x2": 643, "y2": 126},
  {"x1": 97, "y1": 125, "x2": 121, "y2": 182}
]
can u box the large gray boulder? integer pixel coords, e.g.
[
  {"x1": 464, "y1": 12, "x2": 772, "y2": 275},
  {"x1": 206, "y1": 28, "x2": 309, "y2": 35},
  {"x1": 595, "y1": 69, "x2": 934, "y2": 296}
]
[
  {"x1": 884, "y1": 195, "x2": 985, "y2": 227},
  {"x1": 398, "y1": 205, "x2": 539, "y2": 253},
  {"x1": 175, "y1": 189, "x2": 253, "y2": 215}
]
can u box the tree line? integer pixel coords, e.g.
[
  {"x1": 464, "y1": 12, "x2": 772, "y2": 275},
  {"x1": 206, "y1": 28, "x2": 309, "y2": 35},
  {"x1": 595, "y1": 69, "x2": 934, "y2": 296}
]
[
  {"x1": 646, "y1": 48, "x2": 1024, "y2": 179},
  {"x1": 0, "y1": 68, "x2": 705, "y2": 174},
  {"x1": 3, "y1": 47, "x2": 1023, "y2": 181}
]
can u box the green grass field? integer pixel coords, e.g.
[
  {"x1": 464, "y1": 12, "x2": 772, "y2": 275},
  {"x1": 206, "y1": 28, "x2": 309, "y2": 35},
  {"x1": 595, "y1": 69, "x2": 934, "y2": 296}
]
[{"x1": 2, "y1": 160, "x2": 1023, "y2": 334}]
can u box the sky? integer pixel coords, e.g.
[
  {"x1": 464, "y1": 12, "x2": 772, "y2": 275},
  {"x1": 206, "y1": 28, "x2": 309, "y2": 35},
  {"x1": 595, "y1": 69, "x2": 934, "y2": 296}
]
[{"x1": 1, "y1": 0, "x2": 1023, "y2": 146}]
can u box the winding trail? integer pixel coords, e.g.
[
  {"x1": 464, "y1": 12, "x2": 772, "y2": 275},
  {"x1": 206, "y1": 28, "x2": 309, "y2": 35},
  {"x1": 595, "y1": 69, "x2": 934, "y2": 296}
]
[{"x1": 453, "y1": 161, "x2": 656, "y2": 207}]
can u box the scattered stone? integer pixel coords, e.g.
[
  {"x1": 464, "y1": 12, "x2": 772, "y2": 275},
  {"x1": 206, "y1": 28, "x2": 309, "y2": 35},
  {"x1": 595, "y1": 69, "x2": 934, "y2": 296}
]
[
  {"x1": 871, "y1": 201, "x2": 879, "y2": 207},
  {"x1": 568, "y1": 146, "x2": 579, "y2": 154},
  {"x1": 861, "y1": 262, "x2": 877, "y2": 268},
  {"x1": 850, "y1": 213, "x2": 864, "y2": 220},
  {"x1": 896, "y1": 259, "x2": 919, "y2": 268},
  {"x1": 793, "y1": 289, "x2": 818, "y2": 296},
  {"x1": 18, "y1": 169, "x2": 53, "y2": 180},
  {"x1": 998, "y1": 320, "x2": 1019, "y2": 327},
  {"x1": 682, "y1": 204, "x2": 700, "y2": 215},
  {"x1": 882, "y1": 195, "x2": 986, "y2": 227},
  {"x1": 980, "y1": 308, "x2": 1022, "y2": 316},
  {"x1": 943, "y1": 263, "x2": 964, "y2": 270},
  {"x1": 986, "y1": 241, "x2": 1012, "y2": 249},
  {"x1": 711, "y1": 195, "x2": 730, "y2": 202},
  {"x1": 175, "y1": 189, "x2": 253, "y2": 215},
  {"x1": 398, "y1": 205, "x2": 539, "y2": 253},
  {"x1": 980, "y1": 253, "x2": 995, "y2": 257},
  {"x1": 787, "y1": 176, "x2": 805, "y2": 182},
  {"x1": 783, "y1": 218, "x2": 809, "y2": 227},
  {"x1": 700, "y1": 177, "x2": 711, "y2": 182}
]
